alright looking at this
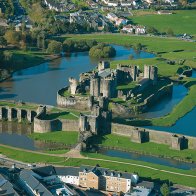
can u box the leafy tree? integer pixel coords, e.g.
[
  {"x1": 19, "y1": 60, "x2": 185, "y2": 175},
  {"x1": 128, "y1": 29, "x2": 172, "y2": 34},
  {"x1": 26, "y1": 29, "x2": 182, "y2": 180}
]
[
  {"x1": 4, "y1": 30, "x2": 21, "y2": 45},
  {"x1": 0, "y1": 36, "x2": 7, "y2": 48},
  {"x1": 89, "y1": 43, "x2": 116, "y2": 58},
  {"x1": 160, "y1": 183, "x2": 170, "y2": 196},
  {"x1": 146, "y1": 26, "x2": 159, "y2": 35},
  {"x1": 47, "y1": 40, "x2": 62, "y2": 54}
]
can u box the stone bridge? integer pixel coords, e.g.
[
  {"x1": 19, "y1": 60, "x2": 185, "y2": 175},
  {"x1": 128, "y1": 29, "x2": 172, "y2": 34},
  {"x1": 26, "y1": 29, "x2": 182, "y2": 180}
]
[{"x1": 0, "y1": 106, "x2": 38, "y2": 123}]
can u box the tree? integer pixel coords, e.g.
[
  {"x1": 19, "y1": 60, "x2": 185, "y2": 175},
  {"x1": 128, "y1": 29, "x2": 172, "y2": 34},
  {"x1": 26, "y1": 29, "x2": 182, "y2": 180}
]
[
  {"x1": 4, "y1": 30, "x2": 21, "y2": 45},
  {"x1": 146, "y1": 26, "x2": 159, "y2": 35},
  {"x1": 0, "y1": 36, "x2": 7, "y2": 48},
  {"x1": 47, "y1": 40, "x2": 62, "y2": 54},
  {"x1": 89, "y1": 43, "x2": 116, "y2": 58},
  {"x1": 160, "y1": 183, "x2": 170, "y2": 196},
  {"x1": 167, "y1": 28, "x2": 174, "y2": 36}
]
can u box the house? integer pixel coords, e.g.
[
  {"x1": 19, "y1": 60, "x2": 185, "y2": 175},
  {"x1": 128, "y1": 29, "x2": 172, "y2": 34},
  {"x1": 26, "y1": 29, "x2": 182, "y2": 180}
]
[
  {"x1": 122, "y1": 25, "x2": 135, "y2": 33},
  {"x1": 19, "y1": 169, "x2": 54, "y2": 196},
  {"x1": 0, "y1": 174, "x2": 19, "y2": 196},
  {"x1": 135, "y1": 25, "x2": 146, "y2": 34},
  {"x1": 103, "y1": 0, "x2": 119, "y2": 7},
  {"x1": 122, "y1": 25, "x2": 146, "y2": 34},
  {"x1": 32, "y1": 165, "x2": 139, "y2": 194},
  {"x1": 120, "y1": 0, "x2": 133, "y2": 6},
  {"x1": 116, "y1": 18, "x2": 127, "y2": 26},
  {"x1": 107, "y1": 13, "x2": 118, "y2": 22},
  {"x1": 79, "y1": 166, "x2": 139, "y2": 193}
]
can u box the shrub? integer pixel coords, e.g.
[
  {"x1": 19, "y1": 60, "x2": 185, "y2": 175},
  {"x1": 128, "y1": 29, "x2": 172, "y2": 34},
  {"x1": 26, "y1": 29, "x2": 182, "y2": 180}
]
[
  {"x1": 89, "y1": 43, "x2": 116, "y2": 58},
  {"x1": 47, "y1": 40, "x2": 62, "y2": 54}
]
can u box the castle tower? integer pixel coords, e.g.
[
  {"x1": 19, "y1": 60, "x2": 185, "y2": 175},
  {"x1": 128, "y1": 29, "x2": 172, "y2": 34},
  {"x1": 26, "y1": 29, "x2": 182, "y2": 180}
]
[
  {"x1": 69, "y1": 77, "x2": 78, "y2": 95},
  {"x1": 150, "y1": 66, "x2": 158, "y2": 85},
  {"x1": 131, "y1": 129, "x2": 149, "y2": 143},
  {"x1": 102, "y1": 79, "x2": 111, "y2": 98},
  {"x1": 98, "y1": 61, "x2": 110, "y2": 72},
  {"x1": 132, "y1": 65, "x2": 138, "y2": 81},
  {"x1": 171, "y1": 135, "x2": 188, "y2": 150},
  {"x1": 98, "y1": 96, "x2": 109, "y2": 111},
  {"x1": 144, "y1": 65, "x2": 150, "y2": 79},
  {"x1": 79, "y1": 114, "x2": 87, "y2": 132},
  {"x1": 90, "y1": 75, "x2": 100, "y2": 97}
]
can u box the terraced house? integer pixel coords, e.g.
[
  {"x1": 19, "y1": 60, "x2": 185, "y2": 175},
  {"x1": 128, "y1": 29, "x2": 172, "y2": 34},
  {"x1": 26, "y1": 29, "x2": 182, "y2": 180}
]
[{"x1": 79, "y1": 166, "x2": 139, "y2": 193}]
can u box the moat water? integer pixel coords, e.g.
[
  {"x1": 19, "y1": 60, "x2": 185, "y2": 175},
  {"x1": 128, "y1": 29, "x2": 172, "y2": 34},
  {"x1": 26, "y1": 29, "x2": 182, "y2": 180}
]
[{"x1": 100, "y1": 149, "x2": 196, "y2": 170}]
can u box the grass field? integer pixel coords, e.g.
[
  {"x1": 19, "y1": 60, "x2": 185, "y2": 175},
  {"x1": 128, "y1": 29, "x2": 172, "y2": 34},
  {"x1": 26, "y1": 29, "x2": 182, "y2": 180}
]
[
  {"x1": 65, "y1": 34, "x2": 196, "y2": 53},
  {"x1": 89, "y1": 134, "x2": 196, "y2": 162},
  {"x1": 29, "y1": 131, "x2": 79, "y2": 145},
  {"x1": 1, "y1": 145, "x2": 196, "y2": 187},
  {"x1": 130, "y1": 10, "x2": 196, "y2": 36}
]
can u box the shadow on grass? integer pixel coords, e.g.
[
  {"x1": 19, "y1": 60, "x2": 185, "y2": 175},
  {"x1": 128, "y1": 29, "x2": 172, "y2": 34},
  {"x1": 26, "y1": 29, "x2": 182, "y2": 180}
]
[{"x1": 43, "y1": 111, "x2": 70, "y2": 120}]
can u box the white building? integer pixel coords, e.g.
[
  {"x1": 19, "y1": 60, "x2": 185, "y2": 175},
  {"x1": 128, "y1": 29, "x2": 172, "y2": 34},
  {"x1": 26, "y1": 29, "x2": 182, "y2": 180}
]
[
  {"x1": 120, "y1": 0, "x2": 133, "y2": 6},
  {"x1": 106, "y1": 13, "x2": 119, "y2": 22}
]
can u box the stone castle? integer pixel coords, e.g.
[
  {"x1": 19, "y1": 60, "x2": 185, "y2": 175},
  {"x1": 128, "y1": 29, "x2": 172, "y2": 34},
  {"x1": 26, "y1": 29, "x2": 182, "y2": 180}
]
[{"x1": 57, "y1": 61, "x2": 159, "y2": 110}]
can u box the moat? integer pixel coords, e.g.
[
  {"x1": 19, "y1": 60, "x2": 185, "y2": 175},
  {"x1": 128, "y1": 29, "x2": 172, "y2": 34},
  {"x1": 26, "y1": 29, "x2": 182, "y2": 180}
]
[{"x1": 0, "y1": 122, "x2": 196, "y2": 171}]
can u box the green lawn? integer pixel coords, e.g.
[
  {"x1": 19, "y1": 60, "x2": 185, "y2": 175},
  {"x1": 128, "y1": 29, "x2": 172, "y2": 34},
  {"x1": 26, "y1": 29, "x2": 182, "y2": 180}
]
[
  {"x1": 29, "y1": 131, "x2": 79, "y2": 145},
  {"x1": 117, "y1": 81, "x2": 137, "y2": 90},
  {"x1": 89, "y1": 134, "x2": 196, "y2": 162},
  {"x1": 130, "y1": 10, "x2": 196, "y2": 36},
  {"x1": 44, "y1": 149, "x2": 69, "y2": 154},
  {"x1": 0, "y1": 145, "x2": 64, "y2": 163}
]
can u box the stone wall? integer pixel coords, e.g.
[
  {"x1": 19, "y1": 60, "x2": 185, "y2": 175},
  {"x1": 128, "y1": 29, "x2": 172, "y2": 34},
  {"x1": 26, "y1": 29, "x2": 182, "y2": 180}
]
[
  {"x1": 57, "y1": 88, "x2": 90, "y2": 110},
  {"x1": 34, "y1": 117, "x2": 78, "y2": 133},
  {"x1": 33, "y1": 106, "x2": 79, "y2": 133},
  {"x1": 111, "y1": 123, "x2": 196, "y2": 150},
  {"x1": 111, "y1": 83, "x2": 173, "y2": 117}
]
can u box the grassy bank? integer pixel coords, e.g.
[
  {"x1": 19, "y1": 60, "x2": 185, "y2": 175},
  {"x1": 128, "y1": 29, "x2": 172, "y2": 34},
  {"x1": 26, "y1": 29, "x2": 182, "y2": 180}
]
[
  {"x1": 0, "y1": 145, "x2": 196, "y2": 187},
  {"x1": 29, "y1": 131, "x2": 79, "y2": 145},
  {"x1": 1, "y1": 49, "x2": 59, "y2": 73},
  {"x1": 89, "y1": 134, "x2": 196, "y2": 162}
]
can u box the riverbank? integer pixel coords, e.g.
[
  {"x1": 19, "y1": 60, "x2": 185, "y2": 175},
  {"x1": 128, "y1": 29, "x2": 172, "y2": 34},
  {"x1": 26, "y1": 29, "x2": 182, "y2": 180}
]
[
  {"x1": 0, "y1": 49, "x2": 61, "y2": 82},
  {"x1": 0, "y1": 144, "x2": 196, "y2": 187}
]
